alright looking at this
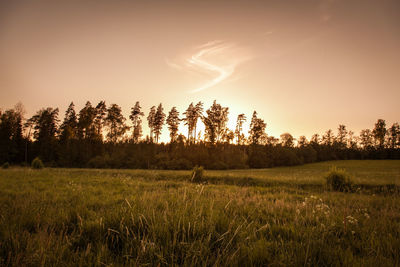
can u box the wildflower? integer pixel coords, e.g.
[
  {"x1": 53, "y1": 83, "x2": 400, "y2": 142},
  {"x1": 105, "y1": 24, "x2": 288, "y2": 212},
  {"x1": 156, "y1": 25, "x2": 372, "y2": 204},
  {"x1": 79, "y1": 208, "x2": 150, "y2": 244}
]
[{"x1": 346, "y1": 215, "x2": 358, "y2": 225}]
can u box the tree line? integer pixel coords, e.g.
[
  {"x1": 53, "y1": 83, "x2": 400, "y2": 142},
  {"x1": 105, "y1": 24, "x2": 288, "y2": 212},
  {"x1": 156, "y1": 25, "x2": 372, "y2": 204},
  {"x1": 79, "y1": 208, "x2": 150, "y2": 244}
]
[{"x1": 1, "y1": 100, "x2": 399, "y2": 169}]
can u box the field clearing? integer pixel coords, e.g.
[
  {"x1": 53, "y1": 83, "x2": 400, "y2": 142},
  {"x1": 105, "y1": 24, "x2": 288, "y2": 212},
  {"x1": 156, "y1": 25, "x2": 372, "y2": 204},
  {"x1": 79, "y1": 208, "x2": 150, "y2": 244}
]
[{"x1": 0, "y1": 160, "x2": 400, "y2": 266}]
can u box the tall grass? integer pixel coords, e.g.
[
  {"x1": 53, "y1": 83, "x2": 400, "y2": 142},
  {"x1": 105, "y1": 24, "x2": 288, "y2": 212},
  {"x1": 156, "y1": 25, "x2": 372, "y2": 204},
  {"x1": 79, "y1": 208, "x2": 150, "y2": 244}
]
[{"x1": 0, "y1": 160, "x2": 399, "y2": 266}]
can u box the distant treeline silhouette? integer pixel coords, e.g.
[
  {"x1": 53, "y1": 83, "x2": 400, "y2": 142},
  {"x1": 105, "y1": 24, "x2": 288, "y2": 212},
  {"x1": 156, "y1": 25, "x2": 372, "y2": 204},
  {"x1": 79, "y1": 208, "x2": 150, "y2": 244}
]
[{"x1": 1, "y1": 101, "x2": 399, "y2": 169}]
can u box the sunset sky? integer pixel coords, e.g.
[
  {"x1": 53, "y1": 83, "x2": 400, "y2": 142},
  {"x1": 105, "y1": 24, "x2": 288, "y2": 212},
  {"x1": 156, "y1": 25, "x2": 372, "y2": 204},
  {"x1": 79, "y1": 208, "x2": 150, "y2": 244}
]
[{"x1": 1, "y1": 0, "x2": 399, "y2": 142}]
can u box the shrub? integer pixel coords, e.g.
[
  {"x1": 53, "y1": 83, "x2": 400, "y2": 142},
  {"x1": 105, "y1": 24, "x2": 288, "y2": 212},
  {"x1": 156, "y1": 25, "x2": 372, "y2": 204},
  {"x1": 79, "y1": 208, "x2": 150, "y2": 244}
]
[
  {"x1": 325, "y1": 166, "x2": 353, "y2": 192},
  {"x1": 31, "y1": 157, "x2": 44, "y2": 169},
  {"x1": 1, "y1": 162, "x2": 9, "y2": 169},
  {"x1": 190, "y1": 166, "x2": 204, "y2": 183}
]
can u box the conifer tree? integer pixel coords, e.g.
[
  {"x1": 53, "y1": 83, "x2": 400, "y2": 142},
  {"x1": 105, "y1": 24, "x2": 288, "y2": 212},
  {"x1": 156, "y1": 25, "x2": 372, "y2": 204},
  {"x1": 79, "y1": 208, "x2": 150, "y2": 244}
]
[
  {"x1": 235, "y1": 113, "x2": 246, "y2": 144},
  {"x1": 249, "y1": 111, "x2": 266, "y2": 145},
  {"x1": 105, "y1": 104, "x2": 129, "y2": 143},
  {"x1": 129, "y1": 101, "x2": 144, "y2": 143},
  {"x1": 166, "y1": 106, "x2": 180, "y2": 142},
  {"x1": 193, "y1": 102, "x2": 204, "y2": 143},
  {"x1": 153, "y1": 104, "x2": 166, "y2": 143},
  {"x1": 60, "y1": 102, "x2": 78, "y2": 142},
  {"x1": 182, "y1": 103, "x2": 195, "y2": 143},
  {"x1": 147, "y1": 106, "x2": 156, "y2": 142},
  {"x1": 77, "y1": 101, "x2": 96, "y2": 140},
  {"x1": 202, "y1": 100, "x2": 229, "y2": 144},
  {"x1": 94, "y1": 101, "x2": 107, "y2": 140}
]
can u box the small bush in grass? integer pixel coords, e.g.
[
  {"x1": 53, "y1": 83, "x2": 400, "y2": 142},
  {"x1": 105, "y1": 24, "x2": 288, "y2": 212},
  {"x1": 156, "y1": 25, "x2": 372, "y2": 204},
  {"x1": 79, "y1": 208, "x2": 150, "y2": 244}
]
[
  {"x1": 31, "y1": 157, "x2": 44, "y2": 169},
  {"x1": 1, "y1": 162, "x2": 9, "y2": 169},
  {"x1": 190, "y1": 166, "x2": 204, "y2": 183},
  {"x1": 325, "y1": 166, "x2": 353, "y2": 192}
]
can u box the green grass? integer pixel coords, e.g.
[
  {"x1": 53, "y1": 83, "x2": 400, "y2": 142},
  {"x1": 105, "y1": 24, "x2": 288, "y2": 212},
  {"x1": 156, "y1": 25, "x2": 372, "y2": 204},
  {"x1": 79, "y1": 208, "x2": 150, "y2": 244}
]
[{"x1": 0, "y1": 160, "x2": 399, "y2": 266}]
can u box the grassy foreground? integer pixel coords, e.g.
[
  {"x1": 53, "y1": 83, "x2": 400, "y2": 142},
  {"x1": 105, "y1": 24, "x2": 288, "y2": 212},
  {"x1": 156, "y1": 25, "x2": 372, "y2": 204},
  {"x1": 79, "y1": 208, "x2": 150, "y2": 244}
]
[{"x1": 0, "y1": 160, "x2": 399, "y2": 266}]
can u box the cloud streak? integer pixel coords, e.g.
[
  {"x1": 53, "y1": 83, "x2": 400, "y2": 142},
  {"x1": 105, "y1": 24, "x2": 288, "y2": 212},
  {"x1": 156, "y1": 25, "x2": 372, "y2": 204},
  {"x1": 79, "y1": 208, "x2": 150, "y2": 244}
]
[{"x1": 167, "y1": 40, "x2": 250, "y2": 93}]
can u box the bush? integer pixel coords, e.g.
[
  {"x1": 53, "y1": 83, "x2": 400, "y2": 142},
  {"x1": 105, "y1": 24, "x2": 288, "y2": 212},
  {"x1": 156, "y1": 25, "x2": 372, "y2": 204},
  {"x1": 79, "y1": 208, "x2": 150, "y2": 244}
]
[
  {"x1": 1, "y1": 162, "x2": 9, "y2": 169},
  {"x1": 325, "y1": 166, "x2": 353, "y2": 192},
  {"x1": 190, "y1": 166, "x2": 204, "y2": 183},
  {"x1": 31, "y1": 157, "x2": 44, "y2": 169}
]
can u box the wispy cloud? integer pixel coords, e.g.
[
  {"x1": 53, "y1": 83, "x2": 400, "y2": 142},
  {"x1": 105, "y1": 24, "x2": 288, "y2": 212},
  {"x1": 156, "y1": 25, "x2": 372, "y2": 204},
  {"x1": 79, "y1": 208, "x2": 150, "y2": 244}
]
[{"x1": 167, "y1": 40, "x2": 251, "y2": 93}]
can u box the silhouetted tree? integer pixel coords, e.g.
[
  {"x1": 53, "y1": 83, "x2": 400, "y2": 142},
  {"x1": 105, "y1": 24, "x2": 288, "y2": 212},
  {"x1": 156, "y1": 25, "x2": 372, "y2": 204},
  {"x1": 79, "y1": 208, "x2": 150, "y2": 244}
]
[
  {"x1": 322, "y1": 129, "x2": 334, "y2": 146},
  {"x1": 182, "y1": 103, "x2": 195, "y2": 143},
  {"x1": 235, "y1": 113, "x2": 246, "y2": 145},
  {"x1": 347, "y1": 130, "x2": 357, "y2": 149},
  {"x1": 60, "y1": 102, "x2": 78, "y2": 143},
  {"x1": 129, "y1": 101, "x2": 144, "y2": 143},
  {"x1": 387, "y1": 123, "x2": 400, "y2": 149},
  {"x1": 28, "y1": 107, "x2": 59, "y2": 162},
  {"x1": 193, "y1": 102, "x2": 204, "y2": 143},
  {"x1": 94, "y1": 101, "x2": 107, "y2": 139},
  {"x1": 77, "y1": 101, "x2": 96, "y2": 140},
  {"x1": 359, "y1": 129, "x2": 373, "y2": 149},
  {"x1": 166, "y1": 106, "x2": 180, "y2": 142},
  {"x1": 266, "y1": 136, "x2": 279, "y2": 146},
  {"x1": 249, "y1": 111, "x2": 266, "y2": 145},
  {"x1": 202, "y1": 101, "x2": 229, "y2": 144},
  {"x1": 310, "y1": 134, "x2": 320, "y2": 145},
  {"x1": 105, "y1": 104, "x2": 129, "y2": 143},
  {"x1": 147, "y1": 106, "x2": 156, "y2": 142},
  {"x1": 0, "y1": 106, "x2": 24, "y2": 163},
  {"x1": 153, "y1": 104, "x2": 166, "y2": 143},
  {"x1": 336, "y1": 124, "x2": 348, "y2": 149},
  {"x1": 373, "y1": 119, "x2": 386, "y2": 149},
  {"x1": 298, "y1": 135, "x2": 308, "y2": 147},
  {"x1": 222, "y1": 129, "x2": 235, "y2": 144},
  {"x1": 280, "y1": 133, "x2": 294, "y2": 147}
]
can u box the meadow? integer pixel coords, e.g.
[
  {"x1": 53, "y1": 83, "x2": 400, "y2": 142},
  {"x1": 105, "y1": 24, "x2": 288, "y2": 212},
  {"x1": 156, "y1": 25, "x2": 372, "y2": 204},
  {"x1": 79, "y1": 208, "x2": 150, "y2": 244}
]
[{"x1": 0, "y1": 160, "x2": 399, "y2": 266}]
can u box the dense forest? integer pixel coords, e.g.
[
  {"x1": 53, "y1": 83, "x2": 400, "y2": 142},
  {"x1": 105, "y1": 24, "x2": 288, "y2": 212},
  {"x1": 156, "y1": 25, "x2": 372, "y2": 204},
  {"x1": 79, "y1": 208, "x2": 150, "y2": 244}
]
[{"x1": 1, "y1": 100, "x2": 399, "y2": 169}]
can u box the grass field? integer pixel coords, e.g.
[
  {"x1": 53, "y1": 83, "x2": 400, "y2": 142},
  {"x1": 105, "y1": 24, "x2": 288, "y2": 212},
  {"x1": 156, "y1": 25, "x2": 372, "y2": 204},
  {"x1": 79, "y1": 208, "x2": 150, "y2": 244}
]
[{"x1": 0, "y1": 160, "x2": 399, "y2": 266}]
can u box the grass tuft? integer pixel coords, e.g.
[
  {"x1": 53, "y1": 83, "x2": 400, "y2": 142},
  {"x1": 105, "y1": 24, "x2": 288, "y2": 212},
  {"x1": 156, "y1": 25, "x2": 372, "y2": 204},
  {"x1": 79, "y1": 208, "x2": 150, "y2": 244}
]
[
  {"x1": 31, "y1": 157, "x2": 44, "y2": 169},
  {"x1": 325, "y1": 166, "x2": 353, "y2": 192},
  {"x1": 190, "y1": 165, "x2": 204, "y2": 183}
]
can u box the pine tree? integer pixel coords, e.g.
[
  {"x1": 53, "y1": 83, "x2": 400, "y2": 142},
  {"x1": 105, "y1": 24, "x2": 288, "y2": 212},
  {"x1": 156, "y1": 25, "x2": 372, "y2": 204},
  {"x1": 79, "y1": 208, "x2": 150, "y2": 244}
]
[
  {"x1": 60, "y1": 102, "x2": 78, "y2": 142},
  {"x1": 182, "y1": 103, "x2": 195, "y2": 143},
  {"x1": 129, "y1": 101, "x2": 144, "y2": 143},
  {"x1": 193, "y1": 102, "x2": 204, "y2": 143},
  {"x1": 94, "y1": 101, "x2": 107, "y2": 140},
  {"x1": 77, "y1": 101, "x2": 96, "y2": 140},
  {"x1": 202, "y1": 101, "x2": 229, "y2": 144},
  {"x1": 28, "y1": 107, "x2": 60, "y2": 161},
  {"x1": 336, "y1": 124, "x2": 348, "y2": 149},
  {"x1": 153, "y1": 104, "x2": 166, "y2": 143},
  {"x1": 249, "y1": 111, "x2": 266, "y2": 145},
  {"x1": 235, "y1": 113, "x2": 246, "y2": 144},
  {"x1": 105, "y1": 104, "x2": 129, "y2": 143},
  {"x1": 147, "y1": 106, "x2": 156, "y2": 142},
  {"x1": 166, "y1": 107, "x2": 180, "y2": 142}
]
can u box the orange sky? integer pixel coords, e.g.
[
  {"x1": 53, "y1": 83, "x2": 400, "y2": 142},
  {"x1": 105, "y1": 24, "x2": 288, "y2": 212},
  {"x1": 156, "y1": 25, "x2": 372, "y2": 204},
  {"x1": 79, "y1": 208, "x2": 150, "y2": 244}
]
[{"x1": 1, "y1": 0, "x2": 399, "y2": 142}]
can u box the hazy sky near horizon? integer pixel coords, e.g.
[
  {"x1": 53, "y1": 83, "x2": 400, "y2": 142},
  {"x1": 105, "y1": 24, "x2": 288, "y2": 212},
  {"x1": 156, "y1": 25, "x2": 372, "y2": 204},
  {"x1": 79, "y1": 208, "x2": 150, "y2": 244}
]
[{"x1": 1, "y1": 0, "x2": 399, "y2": 142}]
